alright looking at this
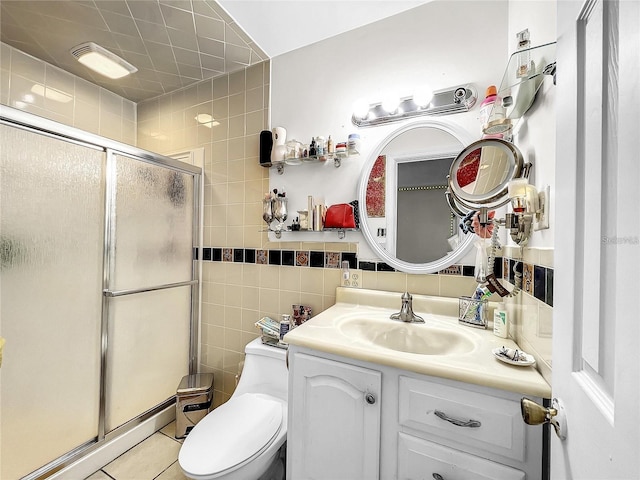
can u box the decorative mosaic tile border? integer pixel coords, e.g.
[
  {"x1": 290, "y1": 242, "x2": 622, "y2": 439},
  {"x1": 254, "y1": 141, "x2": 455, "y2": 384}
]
[
  {"x1": 502, "y1": 255, "x2": 554, "y2": 307},
  {"x1": 195, "y1": 247, "x2": 553, "y2": 307}
]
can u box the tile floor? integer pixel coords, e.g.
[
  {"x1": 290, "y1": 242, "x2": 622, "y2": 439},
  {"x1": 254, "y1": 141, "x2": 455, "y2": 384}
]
[{"x1": 85, "y1": 422, "x2": 188, "y2": 480}]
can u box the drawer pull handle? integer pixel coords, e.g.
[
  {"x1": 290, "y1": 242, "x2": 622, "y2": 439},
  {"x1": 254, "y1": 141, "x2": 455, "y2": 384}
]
[
  {"x1": 365, "y1": 393, "x2": 376, "y2": 404},
  {"x1": 434, "y1": 410, "x2": 481, "y2": 428},
  {"x1": 433, "y1": 474, "x2": 445, "y2": 480}
]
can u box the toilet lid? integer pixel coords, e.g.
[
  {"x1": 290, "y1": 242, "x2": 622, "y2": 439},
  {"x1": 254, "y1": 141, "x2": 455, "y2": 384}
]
[{"x1": 180, "y1": 393, "x2": 283, "y2": 476}]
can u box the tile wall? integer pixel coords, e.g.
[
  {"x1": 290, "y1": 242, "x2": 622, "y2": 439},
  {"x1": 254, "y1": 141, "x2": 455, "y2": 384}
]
[
  {"x1": 502, "y1": 246, "x2": 553, "y2": 384},
  {"x1": 0, "y1": 42, "x2": 136, "y2": 144}
]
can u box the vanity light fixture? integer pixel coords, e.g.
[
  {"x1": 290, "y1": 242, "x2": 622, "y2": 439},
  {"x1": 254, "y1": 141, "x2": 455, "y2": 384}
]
[
  {"x1": 352, "y1": 84, "x2": 477, "y2": 127},
  {"x1": 70, "y1": 42, "x2": 137, "y2": 79},
  {"x1": 195, "y1": 114, "x2": 220, "y2": 128}
]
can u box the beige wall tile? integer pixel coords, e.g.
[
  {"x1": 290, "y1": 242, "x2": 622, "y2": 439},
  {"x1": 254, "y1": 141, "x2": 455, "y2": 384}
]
[
  {"x1": 279, "y1": 289, "x2": 302, "y2": 314},
  {"x1": 323, "y1": 268, "x2": 342, "y2": 295},
  {"x1": 361, "y1": 270, "x2": 379, "y2": 290},
  {"x1": 439, "y1": 275, "x2": 477, "y2": 298},
  {"x1": 242, "y1": 264, "x2": 260, "y2": 287},
  {"x1": 538, "y1": 248, "x2": 554, "y2": 268},
  {"x1": 226, "y1": 226, "x2": 244, "y2": 246},
  {"x1": 241, "y1": 308, "x2": 260, "y2": 333},
  {"x1": 227, "y1": 203, "x2": 244, "y2": 226},
  {"x1": 224, "y1": 284, "x2": 242, "y2": 307},
  {"x1": 406, "y1": 274, "x2": 440, "y2": 296},
  {"x1": 259, "y1": 265, "x2": 280, "y2": 288},
  {"x1": 300, "y1": 268, "x2": 324, "y2": 294},
  {"x1": 280, "y1": 266, "x2": 302, "y2": 292},
  {"x1": 258, "y1": 288, "x2": 280, "y2": 318},
  {"x1": 375, "y1": 272, "x2": 408, "y2": 293}
]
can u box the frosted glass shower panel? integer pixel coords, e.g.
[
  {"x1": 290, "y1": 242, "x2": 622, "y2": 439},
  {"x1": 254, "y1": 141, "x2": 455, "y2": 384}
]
[
  {"x1": 0, "y1": 124, "x2": 104, "y2": 479},
  {"x1": 105, "y1": 286, "x2": 191, "y2": 432},
  {"x1": 110, "y1": 154, "x2": 194, "y2": 290}
]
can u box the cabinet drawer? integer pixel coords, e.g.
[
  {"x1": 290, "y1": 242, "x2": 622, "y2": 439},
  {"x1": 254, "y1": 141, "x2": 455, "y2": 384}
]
[
  {"x1": 398, "y1": 376, "x2": 526, "y2": 462},
  {"x1": 398, "y1": 433, "x2": 526, "y2": 480}
]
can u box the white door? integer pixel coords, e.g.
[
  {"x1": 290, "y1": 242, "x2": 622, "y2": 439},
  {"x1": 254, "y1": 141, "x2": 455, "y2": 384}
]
[{"x1": 554, "y1": 0, "x2": 639, "y2": 478}]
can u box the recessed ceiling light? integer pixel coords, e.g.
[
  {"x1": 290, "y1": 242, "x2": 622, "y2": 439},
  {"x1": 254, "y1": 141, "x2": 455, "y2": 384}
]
[{"x1": 70, "y1": 42, "x2": 137, "y2": 79}]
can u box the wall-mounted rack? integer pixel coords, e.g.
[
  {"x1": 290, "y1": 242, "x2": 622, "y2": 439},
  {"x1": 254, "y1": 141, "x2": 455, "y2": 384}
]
[{"x1": 484, "y1": 42, "x2": 557, "y2": 136}]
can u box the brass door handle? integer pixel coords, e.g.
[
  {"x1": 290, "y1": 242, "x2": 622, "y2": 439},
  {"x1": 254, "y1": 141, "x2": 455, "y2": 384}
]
[{"x1": 521, "y1": 397, "x2": 567, "y2": 440}]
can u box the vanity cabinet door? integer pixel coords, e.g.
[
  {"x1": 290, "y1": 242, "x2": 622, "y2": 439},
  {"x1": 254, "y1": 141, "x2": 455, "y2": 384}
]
[
  {"x1": 288, "y1": 352, "x2": 381, "y2": 480},
  {"x1": 398, "y1": 433, "x2": 526, "y2": 480}
]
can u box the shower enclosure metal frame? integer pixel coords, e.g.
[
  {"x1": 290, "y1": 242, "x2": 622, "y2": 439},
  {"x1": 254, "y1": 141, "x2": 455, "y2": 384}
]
[{"x1": 0, "y1": 105, "x2": 202, "y2": 480}]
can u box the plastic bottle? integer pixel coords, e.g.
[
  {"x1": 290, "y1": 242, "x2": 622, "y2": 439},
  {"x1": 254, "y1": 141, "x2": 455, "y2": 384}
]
[
  {"x1": 493, "y1": 302, "x2": 509, "y2": 338},
  {"x1": 480, "y1": 85, "x2": 504, "y2": 138},
  {"x1": 279, "y1": 314, "x2": 291, "y2": 341},
  {"x1": 327, "y1": 135, "x2": 334, "y2": 154}
]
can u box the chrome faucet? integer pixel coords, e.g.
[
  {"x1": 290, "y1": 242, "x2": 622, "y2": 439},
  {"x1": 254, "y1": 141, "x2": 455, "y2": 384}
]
[{"x1": 390, "y1": 292, "x2": 425, "y2": 323}]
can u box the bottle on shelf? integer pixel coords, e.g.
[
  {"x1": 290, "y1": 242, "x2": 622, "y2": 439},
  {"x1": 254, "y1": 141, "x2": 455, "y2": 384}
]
[
  {"x1": 479, "y1": 85, "x2": 506, "y2": 138},
  {"x1": 327, "y1": 135, "x2": 334, "y2": 154},
  {"x1": 516, "y1": 29, "x2": 532, "y2": 78}
]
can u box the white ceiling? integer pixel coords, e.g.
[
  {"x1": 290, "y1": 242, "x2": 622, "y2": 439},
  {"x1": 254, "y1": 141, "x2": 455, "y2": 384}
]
[
  {"x1": 217, "y1": 0, "x2": 431, "y2": 58},
  {"x1": 1, "y1": 0, "x2": 430, "y2": 103}
]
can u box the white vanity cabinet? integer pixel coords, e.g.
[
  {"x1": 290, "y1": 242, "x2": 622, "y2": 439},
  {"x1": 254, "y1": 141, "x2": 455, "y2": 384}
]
[
  {"x1": 287, "y1": 352, "x2": 382, "y2": 480},
  {"x1": 287, "y1": 346, "x2": 545, "y2": 480}
]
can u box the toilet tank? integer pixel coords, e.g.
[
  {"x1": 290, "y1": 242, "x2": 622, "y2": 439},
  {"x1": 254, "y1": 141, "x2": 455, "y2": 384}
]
[{"x1": 233, "y1": 338, "x2": 288, "y2": 402}]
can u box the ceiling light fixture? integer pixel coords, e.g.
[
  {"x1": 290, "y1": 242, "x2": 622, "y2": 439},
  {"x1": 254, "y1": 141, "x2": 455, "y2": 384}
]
[{"x1": 70, "y1": 42, "x2": 137, "y2": 79}]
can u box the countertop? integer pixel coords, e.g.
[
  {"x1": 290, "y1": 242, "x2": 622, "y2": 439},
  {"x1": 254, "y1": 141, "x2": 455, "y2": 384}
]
[{"x1": 284, "y1": 287, "x2": 551, "y2": 398}]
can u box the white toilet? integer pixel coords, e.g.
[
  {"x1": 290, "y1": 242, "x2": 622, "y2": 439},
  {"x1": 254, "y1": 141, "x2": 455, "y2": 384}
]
[{"x1": 179, "y1": 338, "x2": 288, "y2": 480}]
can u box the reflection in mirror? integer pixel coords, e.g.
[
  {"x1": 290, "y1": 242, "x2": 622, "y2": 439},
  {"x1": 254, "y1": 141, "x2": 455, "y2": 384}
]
[
  {"x1": 456, "y1": 147, "x2": 510, "y2": 195},
  {"x1": 370, "y1": 154, "x2": 455, "y2": 263},
  {"x1": 448, "y1": 138, "x2": 525, "y2": 210},
  {"x1": 358, "y1": 120, "x2": 475, "y2": 274}
]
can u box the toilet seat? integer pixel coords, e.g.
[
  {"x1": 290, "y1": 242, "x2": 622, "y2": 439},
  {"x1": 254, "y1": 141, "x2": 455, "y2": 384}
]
[{"x1": 180, "y1": 393, "x2": 283, "y2": 477}]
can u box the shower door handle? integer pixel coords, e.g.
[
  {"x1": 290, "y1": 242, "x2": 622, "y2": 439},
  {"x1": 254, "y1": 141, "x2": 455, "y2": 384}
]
[{"x1": 103, "y1": 279, "x2": 198, "y2": 297}]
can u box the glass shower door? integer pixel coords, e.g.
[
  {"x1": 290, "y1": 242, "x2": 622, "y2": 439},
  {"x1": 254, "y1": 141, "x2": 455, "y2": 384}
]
[
  {"x1": 103, "y1": 152, "x2": 195, "y2": 432},
  {"x1": 0, "y1": 124, "x2": 104, "y2": 479}
]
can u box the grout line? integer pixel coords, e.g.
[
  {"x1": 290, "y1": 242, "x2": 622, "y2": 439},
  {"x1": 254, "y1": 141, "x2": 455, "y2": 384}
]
[
  {"x1": 100, "y1": 470, "x2": 117, "y2": 480},
  {"x1": 152, "y1": 460, "x2": 181, "y2": 480}
]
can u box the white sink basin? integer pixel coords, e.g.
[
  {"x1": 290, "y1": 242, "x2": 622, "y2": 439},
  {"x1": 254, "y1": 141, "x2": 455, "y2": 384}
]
[{"x1": 338, "y1": 317, "x2": 476, "y2": 355}]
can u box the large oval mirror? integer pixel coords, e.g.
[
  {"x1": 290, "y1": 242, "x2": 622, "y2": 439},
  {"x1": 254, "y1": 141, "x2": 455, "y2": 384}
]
[{"x1": 357, "y1": 119, "x2": 476, "y2": 274}]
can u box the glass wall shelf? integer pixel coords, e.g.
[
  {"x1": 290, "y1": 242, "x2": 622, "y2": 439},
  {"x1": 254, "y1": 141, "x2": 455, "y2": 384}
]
[
  {"x1": 484, "y1": 42, "x2": 556, "y2": 135},
  {"x1": 272, "y1": 151, "x2": 356, "y2": 174},
  {"x1": 266, "y1": 227, "x2": 359, "y2": 240}
]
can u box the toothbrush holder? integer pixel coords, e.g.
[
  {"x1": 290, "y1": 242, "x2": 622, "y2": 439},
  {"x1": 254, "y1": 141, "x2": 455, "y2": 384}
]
[{"x1": 458, "y1": 296, "x2": 488, "y2": 329}]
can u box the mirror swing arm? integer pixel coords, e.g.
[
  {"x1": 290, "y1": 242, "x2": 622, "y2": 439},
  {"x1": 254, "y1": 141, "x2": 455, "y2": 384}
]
[{"x1": 445, "y1": 138, "x2": 548, "y2": 297}]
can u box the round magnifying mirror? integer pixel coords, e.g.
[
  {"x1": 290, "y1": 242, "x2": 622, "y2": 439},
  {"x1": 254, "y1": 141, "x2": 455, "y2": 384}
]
[
  {"x1": 357, "y1": 119, "x2": 476, "y2": 274},
  {"x1": 447, "y1": 138, "x2": 526, "y2": 211}
]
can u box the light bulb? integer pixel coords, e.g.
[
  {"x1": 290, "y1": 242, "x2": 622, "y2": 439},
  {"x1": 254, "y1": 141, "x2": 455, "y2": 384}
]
[
  {"x1": 413, "y1": 86, "x2": 433, "y2": 107},
  {"x1": 382, "y1": 94, "x2": 400, "y2": 114},
  {"x1": 352, "y1": 98, "x2": 370, "y2": 119}
]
